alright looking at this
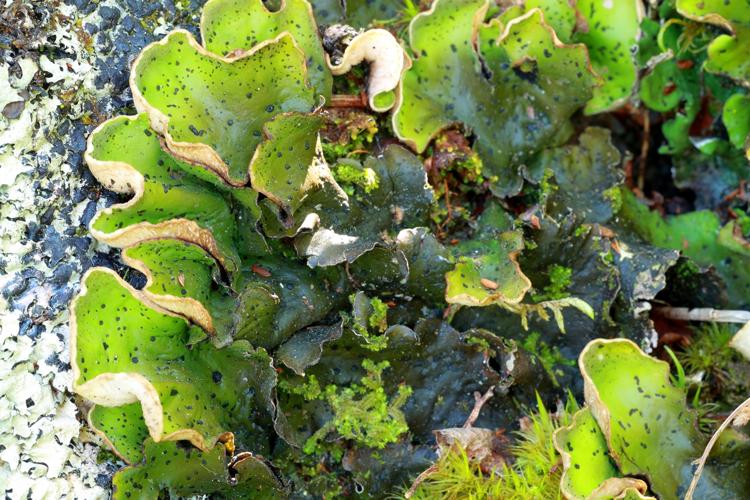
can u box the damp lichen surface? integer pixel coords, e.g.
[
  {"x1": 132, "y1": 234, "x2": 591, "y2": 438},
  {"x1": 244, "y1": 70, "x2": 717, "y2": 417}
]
[{"x1": 4, "y1": 0, "x2": 750, "y2": 498}]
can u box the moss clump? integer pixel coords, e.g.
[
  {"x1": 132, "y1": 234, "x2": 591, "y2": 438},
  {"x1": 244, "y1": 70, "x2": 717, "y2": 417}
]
[
  {"x1": 602, "y1": 185, "x2": 622, "y2": 212},
  {"x1": 522, "y1": 332, "x2": 575, "y2": 387},
  {"x1": 531, "y1": 264, "x2": 573, "y2": 303},
  {"x1": 304, "y1": 360, "x2": 412, "y2": 454},
  {"x1": 675, "y1": 323, "x2": 749, "y2": 409},
  {"x1": 332, "y1": 162, "x2": 380, "y2": 196},
  {"x1": 427, "y1": 130, "x2": 487, "y2": 237},
  {"x1": 349, "y1": 293, "x2": 390, "y2": 351},
  {"x1": 410, "y1": 395, "x2": 578, "y2": 499},
  {"x1": 278, "y1": 374, "x2": 323, "y2": 401},
  {"x1": 367, "y1": 297, "x2": 388, "y2": 333},
  {"x1": 320, "y1": 109, "x2": 378, "y2": 164},
  {"x1": 466, "y1": 334, "x2": 492, "y2": 353}
]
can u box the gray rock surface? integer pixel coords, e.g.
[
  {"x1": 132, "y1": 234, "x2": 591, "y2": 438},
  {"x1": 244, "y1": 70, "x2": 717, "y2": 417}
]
[{"x1": 0, "y1": 1, "x2": 205, "y2": 497}]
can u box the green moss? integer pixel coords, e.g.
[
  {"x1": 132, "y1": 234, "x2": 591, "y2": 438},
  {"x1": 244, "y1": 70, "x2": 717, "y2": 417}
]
[
  {"x1": 521, "y1": 331, "x2": 575, "y2": 387},
  {"x1": 410, "y1": 394, "x2": 577, "y2": 499},
  {"x1": 679, "y1": 323, "x2": 736, "y2": 375},
  {"x1": 735, "y1": 209, "x2": 750, "y2": 236},
  {"x1": 574, "y1": 225, "x2": 590, "y2": 238},
  {"x1": 531, "y1": 264, "x2": 573, "y2": 302},
  {"x1": 540, "y1": 168, "x2": 558, "y2": 196},
  {"x1": 675, "y1": 323, "x2": 748, "y2": 409},
  {"x1": 304, "y1": 360, "x2": 412, "y2": 454},
  {"x1": 332, "y1": 162, "x2": 380, "y2": 196},
  {"x1": 278, "y1": 374, "x2": 323, "y2": 401},
  {"x1": 96, "y1": 447, "x2": 122, "y2": 465},
  {"x1": 368, "y1": 297, "x2": 389, "y2": 333},
  {"x1": 321, "y1": 111, "x2": 378, "y2": 165},
  {"x1": 466, "y1": 335, "x2": 492, "y2": 353},
  {"x1": 349, "y1": 293, "x2": 390, "y2": 351},
  {"x1": 602, "y1": 186, "x2": 622, "y2": 213}
]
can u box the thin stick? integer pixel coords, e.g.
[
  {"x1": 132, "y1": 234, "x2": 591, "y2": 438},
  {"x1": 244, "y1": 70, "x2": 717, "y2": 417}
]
[
  {"x1": 463, "y1": 387, "x2": 494, "y2": 428},
  {"x1": 329, "y1": 93, "x2": 367, "y2": 108},
  {"x1": 685, "y1": 396, "x2": 750, "y2": 499},
  {"x1": 653, "y1": 307, "x2": 750, "y2": 323},
  {"x1": 638, "y1": 109, "x2": 650, "y2": 192},
  {"x1": 404, "y1": 464, "x2": 439, "y2": 498}
]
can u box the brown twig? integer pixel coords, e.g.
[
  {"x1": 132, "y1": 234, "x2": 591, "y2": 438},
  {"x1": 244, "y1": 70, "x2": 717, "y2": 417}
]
[
  {"x1": 329, "y1": 92, "x2": 368, "y2": 108},
  {"x1": 686, "y1": 396, "x2": 750, "y2": 499},
  {"x1": 463, "y1": 387, "x2": 495, "y2": 428},
  {"x1": 638, "y1": 108, "x2": 650, "y2": 192},
  {"x1": 404, "y1": 464, "x2": 440, "y2": 498},
  {"x1": 443, "y1": 178, "x2": 453, "y2": 226}
]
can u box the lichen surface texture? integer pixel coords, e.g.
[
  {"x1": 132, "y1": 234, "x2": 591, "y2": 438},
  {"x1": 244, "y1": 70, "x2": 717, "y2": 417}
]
[{"x1": 3, "y1": 0, "x2": 750, "y2": 498}]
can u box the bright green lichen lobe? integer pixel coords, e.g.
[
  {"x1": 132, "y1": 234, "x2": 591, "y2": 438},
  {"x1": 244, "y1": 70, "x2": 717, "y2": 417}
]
[
  {"x1": 581, "y1": 339, "x2": 702, "y2": 499},
  {"x1": 249, "y1": 113, "x2": 322, "y2": 214},
  {"x1": 133, "y1": 30, "x2": 315, "y2": 184},
  {"x1": 394, "y1": 0, "x2": 596, "y2": 196},
  {"x1": 676, "y1": 0, "x2": 750, "y2": 84},
  {"x1": 446, "y1": 230, "x2": 531, "y2": 307},
  {"x1": 112, "y1": 439, "x2": 284, "y2": 499},
  {"x1": 121, "y1": 239, "x2": 239, "y2": 343},
  {"x1": 553, "y1": 407, "x2": 622, "y2": 498},
  {"x1": 90, "y1": 403, "x2": 149, "y2": 464},
  {"x1": 723, "y1": 93, "x2": 750, "y2": 151},
  {"x1": 73, "y1": 269, "x2": 277, "y2": 454},
  {"x1": 88, "y1": 114, "x2": 241, "y2": 269},
  {"x1": 573, "y1": 0, "x2": 641, "y2": 113},
  {"x1": 125, "y1": 241, "x2": 218, "y2": 305},
  {"x1": 524, "y1": 0, "x2": 577, "y2": 40},
  {"x1": 201, "y1": 0, "x2": 332, "y2": 99}
]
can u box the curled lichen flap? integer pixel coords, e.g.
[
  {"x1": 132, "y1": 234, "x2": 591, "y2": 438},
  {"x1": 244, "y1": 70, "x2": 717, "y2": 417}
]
[
  {"x1": 328, "y1": 28, "x2": 410, "y2": 112},
  {"x1": 579, "y1": 339, "x2": 703, "y2": 499},
  {"x1": 675, "y1": 0, "x2": 750, "y2": 85},
  {"x1": 200, "y1": 0, "x2": 332, "y2": 100},
  {"x1": 248, "y1": 112, "x2": 326, "y2": 216},
  {"x1": 84, "y1": 113, "x2": 248, "y2": 272},
  {"x1": 130, "y1": 29, "x2": 316, "y2": 185},
  {"x1": 553, "y1": 407, "x2": 651, "y2": 500},
  {"x1": 71, "y1": 268, "x2": 278, "y2": 457},
  {"x1": 444, "y1": 230, "x2": 532, "y2": 307},
  {"x1": 121, "y1": 239, "x2": 232, "y2": 343}
]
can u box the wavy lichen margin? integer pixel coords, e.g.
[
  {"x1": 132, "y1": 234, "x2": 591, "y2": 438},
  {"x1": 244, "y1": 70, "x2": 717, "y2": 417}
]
[
  {"x1": 84, "y1": 113, "x2": 242, "y2": 272},
  {"x1": 328, "y1": 28, "x2": 411, "y2": 112},
  {"x1": 71, "y1": 269, "x2": 193, "y2": 445},
  {"x1": 70, "y1": 268, "x2": 277, "y2": 455},
  {"x1": 130, "y1": 29, "x2": 316, "y2": 186},
  {"x1": 120, "y1": 241, "x2": 220, "y2": 337}
]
